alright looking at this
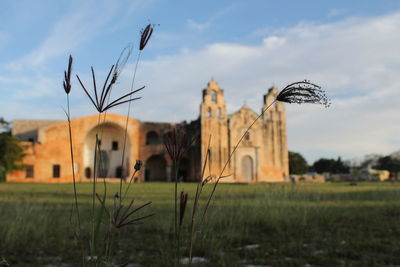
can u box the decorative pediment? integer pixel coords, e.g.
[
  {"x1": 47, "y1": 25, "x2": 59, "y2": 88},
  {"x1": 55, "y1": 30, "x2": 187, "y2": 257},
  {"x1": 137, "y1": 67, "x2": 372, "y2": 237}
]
[{"x1": 229, "y1": 104, "x2": 261, "y2": 129}]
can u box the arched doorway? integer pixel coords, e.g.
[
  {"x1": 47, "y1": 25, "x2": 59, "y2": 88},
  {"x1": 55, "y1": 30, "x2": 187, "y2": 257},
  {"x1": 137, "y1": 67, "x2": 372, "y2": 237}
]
[
  {"x1": 83, "y1": 123, "x2": 130, "y2": 179},
  {"x1": 145, "y1": 155, "x2": 167, "y2": 181},
  {"x1": 178, "y1": 157, "x2": 190, "y2": 182},
  {"x1": 241, "y1": 155, "x2": 253, "y2": 181}
]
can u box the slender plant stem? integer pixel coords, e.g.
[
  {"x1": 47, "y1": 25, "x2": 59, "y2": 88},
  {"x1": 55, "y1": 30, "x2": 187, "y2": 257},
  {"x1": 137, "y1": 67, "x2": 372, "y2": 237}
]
[
  {"x1": 65, "y1": 94, "x2": 85, "y2": 266},
  {"x1": 188, "y1": 135, "x2": 211, "y2": 266},
  {"x1": 120, "y1": 52, "x2": 142, "y2": 204},
  {"x1": 202, "y1": 100, "x2": 277, "y2": 222},
  {"x1": 122, "y1": 169, "x2": 138, "y2": 200},
  {"x1": 91, "y1": 114, "x2": 102, "y2": 263},
  {"x1": 66, "y1": 95, "x2": 81, "y2": 232},
  {"x1": 174, "y1": 159, "x2": 180, "y2": 267}
]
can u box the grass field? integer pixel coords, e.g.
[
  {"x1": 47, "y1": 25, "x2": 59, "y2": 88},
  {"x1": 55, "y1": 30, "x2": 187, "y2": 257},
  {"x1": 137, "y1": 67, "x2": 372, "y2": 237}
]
[{"x1": 1, "y1": 182, "x2": 400, "y2": 266}]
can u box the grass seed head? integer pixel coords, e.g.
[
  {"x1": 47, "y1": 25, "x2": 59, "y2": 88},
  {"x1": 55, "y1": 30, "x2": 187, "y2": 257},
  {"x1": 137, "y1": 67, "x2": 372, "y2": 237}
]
[
  {"x1": 140, "y1": 24, "x2": 154, "y2": 51},
  {"x1": 179, "y1": 191, "x2": 188, "y2": 227},
  {"x1": 277, "y1": 80, "x2": 330, "y2": 107},
  {"x1": 63, "y1": 55, "x2": 73, "y2": 94},
  {"x1": 134, "y1": 160, "x2": 143, "y2": 171}
]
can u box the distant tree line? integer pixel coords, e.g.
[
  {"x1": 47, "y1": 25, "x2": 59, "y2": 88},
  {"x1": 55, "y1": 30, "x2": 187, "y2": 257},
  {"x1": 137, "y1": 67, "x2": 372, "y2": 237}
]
[
  {"x1": 289, "y1": 150, "x2": 400, "y2": 179},
  {"x1": 289, "y1": 151, "x2": 349, "y2": 175}
]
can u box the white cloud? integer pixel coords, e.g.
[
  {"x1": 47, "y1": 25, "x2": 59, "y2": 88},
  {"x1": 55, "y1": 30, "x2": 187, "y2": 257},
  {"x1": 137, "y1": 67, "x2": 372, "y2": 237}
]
[
  {"x1": 121, "y1": 11, "x2": 400, "y2": 162},
  {"x1": 262, "y1": 36, "x2": 287, "y2": 49},
  {"x1": 4, "y1": 10, "x2": 400, "y2": 162}
]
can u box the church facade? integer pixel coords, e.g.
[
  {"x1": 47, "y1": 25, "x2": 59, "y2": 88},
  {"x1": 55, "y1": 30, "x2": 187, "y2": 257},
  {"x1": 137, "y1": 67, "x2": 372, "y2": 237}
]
[{"x1": 7, "y1": 81, "x2": 289, "y2": 183}]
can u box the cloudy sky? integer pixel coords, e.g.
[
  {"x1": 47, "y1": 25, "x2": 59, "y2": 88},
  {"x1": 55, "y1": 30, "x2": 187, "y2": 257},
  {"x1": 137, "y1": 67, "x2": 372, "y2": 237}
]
[{"x1": 0, "y1": 0, "x2": 399, "y2": 163}]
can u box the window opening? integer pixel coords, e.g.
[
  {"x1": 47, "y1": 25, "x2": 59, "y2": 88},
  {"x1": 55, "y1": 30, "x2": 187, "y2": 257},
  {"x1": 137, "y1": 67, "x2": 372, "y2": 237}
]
[
  {"x1": 112, "y1": 141, "x2": 119, "y2": 151},
  {"x1": 25, "y1": 165, "x2": 34, "y2": 178},
  {"x1": 53, "y1": 164, "x2": 60, "y2": 178}
]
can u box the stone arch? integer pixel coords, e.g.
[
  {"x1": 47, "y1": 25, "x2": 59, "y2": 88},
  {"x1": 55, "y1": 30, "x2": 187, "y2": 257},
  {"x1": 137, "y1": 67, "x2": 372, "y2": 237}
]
[
  {"x1": 178, "y1": 157, "x2": 190, "y2": 182},
  {"x1": 146, "y1": 131, "x2": 160, "y2": 145},
  {"x1": 241, "y1": 155, "x2": 253, "y2": 181},
  {"x1": 217, "y1": 107, "x2": 222, "y2": 117},
  {"x1": 145, "y1": 155, "x2": 167, "y2": 181},
  {"x1": 210, "y1": 90, "x2": 217, "y2": 104},
  {"x1": 83, "y1": 122, "x2": 131, "y2": 179},
  {"x1": 207, "y1": 107, "x2": 212, "y2": 117}
]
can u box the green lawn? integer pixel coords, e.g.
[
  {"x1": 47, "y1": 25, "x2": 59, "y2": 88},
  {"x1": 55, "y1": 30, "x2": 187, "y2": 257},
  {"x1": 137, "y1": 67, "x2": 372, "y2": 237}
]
[{"x1": 1, "y1": 182, "x2": 400, "y2": 266}]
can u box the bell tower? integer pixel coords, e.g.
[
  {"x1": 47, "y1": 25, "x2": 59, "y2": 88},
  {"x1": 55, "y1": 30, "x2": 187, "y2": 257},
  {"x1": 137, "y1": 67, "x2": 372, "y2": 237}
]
[
  {"x1": 200, "y1": 80, "x2": 229, "y2": 178},
  {"x1": 262, "y1": 87, "x2": 289, "y2": 179}
]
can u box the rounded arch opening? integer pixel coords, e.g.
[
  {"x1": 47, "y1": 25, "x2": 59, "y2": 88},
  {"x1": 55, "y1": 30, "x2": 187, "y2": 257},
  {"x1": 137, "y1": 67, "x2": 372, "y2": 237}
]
[
  {"x1": 207, "y1": 107, "x2": 212, "y2": 117},
  {"x1": 210, "y1": 90, "x2": 217, "y2": 104},
  {"x1": 145, "y1": 155, "x2": 167, "y2": 181},
  {"x1": 83, "y1": 123, "x2": 131, "y2": 179},
  {"x1": 178, "y1": 157, "x2": 191, "y2": 182}
]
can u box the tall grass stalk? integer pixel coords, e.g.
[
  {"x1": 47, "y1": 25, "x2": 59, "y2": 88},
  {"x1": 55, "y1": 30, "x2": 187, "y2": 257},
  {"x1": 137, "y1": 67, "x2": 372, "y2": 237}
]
[
  {"x1": 119, "y1": 51, "x2": 141, "y2": 203},
  {"x1": 201, "y1": 100, "x2": 276, "y2": 222},
  {"x1": 188, "y1": 135, "x2": 211, "y2": 267},
  {"x1": 63, "y1": 55, "x2": 84, "y2": 265},
  {"x1": 163, "y1": 128, "x2": 197, "y2": 266},
  {"x1": 70, "y1": 24, "x2": 154, "y2": 266},
  {"x1": 201, "y1": 80, "x2": 330, "y2": 222},
  {"x1": 184, "y1": 81, "x2": 329, "y2": 265},
  {"x1": 119, "y1": 24, "x2": 153, "y2": 201}
]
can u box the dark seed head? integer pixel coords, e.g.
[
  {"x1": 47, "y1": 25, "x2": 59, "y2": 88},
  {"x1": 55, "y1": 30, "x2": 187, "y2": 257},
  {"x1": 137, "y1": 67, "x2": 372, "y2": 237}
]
[
  {"x1": 179, "y1": 191, "x2": 188, "y2": 227},
  {"x1": 134, "y1": 160, "x2": 143, "y2": 171},
  {"x1": 277, "y1": 80, "x2": 330, "y2": 107},
  {"x1": 140, "y1": 24, "x2": 154, "y2": 51},
  {"x1": 63, "y1": 55, "x2": 73, "y2": 94}
]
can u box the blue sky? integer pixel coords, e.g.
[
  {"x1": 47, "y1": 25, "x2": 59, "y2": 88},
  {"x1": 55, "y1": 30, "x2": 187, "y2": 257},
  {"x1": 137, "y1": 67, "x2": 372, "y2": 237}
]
[{"x1": 1, "y1": 0, "x2": 400, "y2": 163}]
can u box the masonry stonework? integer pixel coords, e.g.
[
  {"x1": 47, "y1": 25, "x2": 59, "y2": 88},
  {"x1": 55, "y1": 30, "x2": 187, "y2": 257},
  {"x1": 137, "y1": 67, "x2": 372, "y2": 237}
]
[{"x1": 7, "y1": 81, "x2": 289, "y2": 183}]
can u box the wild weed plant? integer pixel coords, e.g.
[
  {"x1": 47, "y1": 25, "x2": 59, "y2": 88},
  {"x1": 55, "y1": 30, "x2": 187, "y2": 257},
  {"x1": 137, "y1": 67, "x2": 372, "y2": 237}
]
[
  {"x1": 63, "y1": 21, "x2": 329, "y2": 266},
  {"x1": 162, "y1": 80, "x2": 330, "y2": 266},
  {"x1": 64, "y1": 24, "x2": 154, "y2": 266}
]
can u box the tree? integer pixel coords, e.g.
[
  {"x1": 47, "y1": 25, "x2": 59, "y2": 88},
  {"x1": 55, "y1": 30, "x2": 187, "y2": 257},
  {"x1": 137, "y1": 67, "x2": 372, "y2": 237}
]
[
  {"x1": 374, "y1": 155, "x2": 400, "y2": 180},
  {"x1": 289, "y1": 151, "x2": 308, "y2": 174},
  {"x1": 312, "y1": 157, "x2": 349, "y2": 174},
  {"x1": 0, "y1": 118, "x2": 24, "y2": 181}
]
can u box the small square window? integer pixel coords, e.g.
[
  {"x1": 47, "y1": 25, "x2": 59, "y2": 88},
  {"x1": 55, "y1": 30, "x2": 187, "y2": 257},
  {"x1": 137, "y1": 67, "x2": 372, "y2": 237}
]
[
  {"x1": 53, "y1": 165, "x2": 60, "y2": 178},
  {"x1": 25, "y1": 165, "x2": 34, "y2": 178},
  {"x1": 112, "y1": 141, "x2": 119, "y2": 151}
]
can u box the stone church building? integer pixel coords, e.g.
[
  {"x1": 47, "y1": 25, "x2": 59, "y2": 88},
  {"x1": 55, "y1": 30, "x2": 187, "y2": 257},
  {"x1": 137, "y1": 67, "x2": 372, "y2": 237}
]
[{"x1": 7, "y1": 80, "x2": 289, "y2": 183}]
